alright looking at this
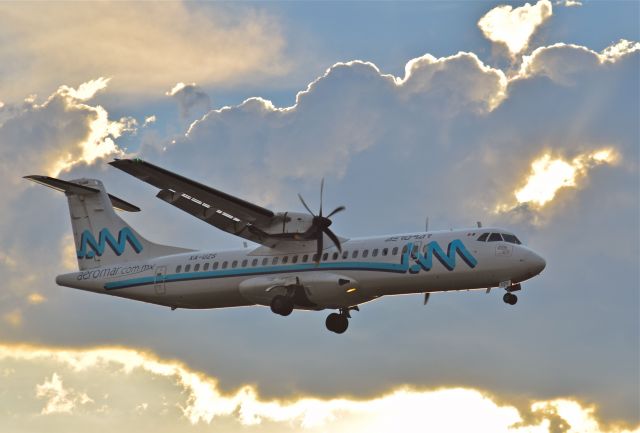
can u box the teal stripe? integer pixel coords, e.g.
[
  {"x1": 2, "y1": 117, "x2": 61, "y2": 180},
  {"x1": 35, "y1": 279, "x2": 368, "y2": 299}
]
[{"x1": 104, "y1": 260, "x2": 408, "y2": 290}]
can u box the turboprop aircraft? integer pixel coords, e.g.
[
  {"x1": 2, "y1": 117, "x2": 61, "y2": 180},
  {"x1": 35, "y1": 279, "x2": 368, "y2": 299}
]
[{"x1": 25, "y1": 158, "x2": 546, "y2": 334}]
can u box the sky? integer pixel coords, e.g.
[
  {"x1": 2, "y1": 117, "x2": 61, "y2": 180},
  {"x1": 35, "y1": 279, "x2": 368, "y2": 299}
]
[{"x1": 0, "y1": 1, "x2": 638, "y2": 432}]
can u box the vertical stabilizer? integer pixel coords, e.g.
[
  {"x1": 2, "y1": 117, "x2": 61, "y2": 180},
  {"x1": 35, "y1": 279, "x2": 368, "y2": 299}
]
[{"x1": 25, "y1": 176, "x2": 191, "y2": 270}]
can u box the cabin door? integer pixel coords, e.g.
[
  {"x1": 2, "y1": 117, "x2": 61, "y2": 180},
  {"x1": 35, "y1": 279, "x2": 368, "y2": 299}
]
[{"x1": 154, "y1": 266, "x2": 167, "y2": 295}]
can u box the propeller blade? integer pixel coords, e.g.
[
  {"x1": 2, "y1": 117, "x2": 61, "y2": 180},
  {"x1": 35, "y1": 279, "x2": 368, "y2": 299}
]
[
  {"x1": 319, "y1": 178, "x2": 324, "y2": 217},
  {"x1": 326, "y1": 205, "x2": 346, "y2": 218},
  {"x1": 315, "y1": 230, "x2": 323, "y2": 263},
  {"x1": 324, "y1": 227, "x2": 342, "y2": 253},
  {"x1": 298, "y1": 193, "x2": 315, "y2": 216}
]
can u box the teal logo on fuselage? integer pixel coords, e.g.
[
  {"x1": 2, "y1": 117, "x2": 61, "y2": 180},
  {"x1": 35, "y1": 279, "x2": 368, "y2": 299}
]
[
  {"x1": 403, "y1": 240, "x2": 477, "y2": 273},
  {"x1": 77, "y1": 228, "x2": 143, "y2": 259}
]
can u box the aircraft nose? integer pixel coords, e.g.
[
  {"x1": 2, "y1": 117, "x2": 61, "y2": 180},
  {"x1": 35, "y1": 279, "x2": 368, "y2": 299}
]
[{"x1": 527, "y1": 250, "x2": 546, "y2": 275}]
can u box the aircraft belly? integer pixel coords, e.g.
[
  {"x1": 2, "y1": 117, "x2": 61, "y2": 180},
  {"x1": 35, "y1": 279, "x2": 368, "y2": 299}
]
[{"x1": 163, "y1": 277, "x2": 252, "y2": 309}]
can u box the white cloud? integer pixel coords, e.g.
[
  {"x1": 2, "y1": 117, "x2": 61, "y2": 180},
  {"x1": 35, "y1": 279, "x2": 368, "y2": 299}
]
[
  {"x1": 518, "y1": 40, "x2": 640, "y2": 83},
  {"x1": 2, "y1": 343, "x2": 638, "y2": 432},
  {"x1": 36, "y1": 372, "x2": 93, "y2": 415},
  {"x1": 0, "y1": 3, "x2": 288, "y2": 101},
  {"x1": 0, "y1": 78, "x2": 130, "y2": 179},
  {"x1": 478, "y1": 0, "x2": 553, "y2": 57},
  {"x1": 555, "y1": 0, "x2": 582, "y2": 7}
]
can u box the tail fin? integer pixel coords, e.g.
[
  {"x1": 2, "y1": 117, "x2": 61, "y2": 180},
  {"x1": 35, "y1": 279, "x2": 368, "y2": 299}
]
[{"x1": 25, "y1": 175, "x2": 191, "y2": 270}]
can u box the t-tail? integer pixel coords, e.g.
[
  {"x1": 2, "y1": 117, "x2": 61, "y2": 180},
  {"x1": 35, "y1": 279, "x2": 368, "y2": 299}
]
[{"x1": 24, "y1": 175, "x2": 191, "y2": 270}]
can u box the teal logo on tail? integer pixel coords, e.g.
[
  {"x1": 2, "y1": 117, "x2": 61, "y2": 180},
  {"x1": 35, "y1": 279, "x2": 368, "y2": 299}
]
[{"x1": 77, "y1": 228, "x2": 143, "y2": 259}]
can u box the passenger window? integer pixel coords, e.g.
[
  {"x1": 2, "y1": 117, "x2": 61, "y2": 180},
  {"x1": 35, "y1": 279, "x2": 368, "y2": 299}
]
[
  {"x1": 203, "y1": 263, "x2": 209, "y2": 271},
  {"x1": 176, "y1": 265, "x2": 182, "y2": 273},
  {"x1": 477, "y1": 233, "x2": 489, "y2": 242},
  {"x1": 362, "y1": 250, "x2": 369, "y2": 258},
  {"x1": 241, "y1": 259, "x2": 248, "y2": 267},
  {"x1": 302, "y1": 255, "x2": 309, "y2": 263},
  {"x1": 502, "y1": 234, "x2": 521, "y2": 244},
  {"x1": 184, "y1": 264, "x2": 191, "y2": 272},
  {"x1": 352, "y1": 250, "x2": 359, "y2": 259},
  {"x1": 252, "y1": 259, "x2": 258, "y2": 266},
  {"x1": 221, "y1": 261, "x2": 228, "y2": 269},
  {"x1": 392, "y1": 247, "x2": 398, "y2": 255},
  {"x1": 322, "y1": 253, "x2": 328, "y2": 261},
  {"x1": 402, "y1": 245, "x2": 408, "y2": 254},
  {"x1": 262, "y1": 258, "x2": 269, "y2": 266},
  {"x1": 213, "y1": 262, "x2": 219, "y2": 270},
  {"x1": 332, "y1": 252, "x2": 339, "y2": 260},
  {"x1": 372, "y1": 249, "x2": 378, "y2": 257},
  {"x1": 231, "y1": 260, "x2": 238, "y2": 268},
  {"x1": 488, "y1": 233, "x2": 503, "y2": 242},
  {"x1": 312, "y1": 254, "x2": 319, "y2": 262},
  {"x1": 342, "y1": 251, "x2": 349, "y2": 259},
  {"x1": 382, "y1": 248, "x2": 388, "y2": 256},
  {"x1": 292, "y1": 255, "x2": 298, "y2": 264},
  {"x1": 272, "y1": 257, "x2": 279, "y2": 265},
  {"x1": 282, "y1": 256, "x2": 288, "y2": 264},
  {"x1": 194, "y1": 263, "x2": 200, "y2": 272},
  {"x1": 411, "y1": 245, "x2": 419, "y2": 256}
]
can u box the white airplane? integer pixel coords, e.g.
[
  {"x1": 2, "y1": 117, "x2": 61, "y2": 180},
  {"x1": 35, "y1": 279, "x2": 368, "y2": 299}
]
[{"x1": 26, "y1": 158, "x2": 546, "y2": 334}]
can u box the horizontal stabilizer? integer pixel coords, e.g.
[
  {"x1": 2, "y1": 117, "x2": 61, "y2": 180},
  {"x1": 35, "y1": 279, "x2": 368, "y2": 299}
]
[{"x1": 24, "y1": 175, "x2": 140, "y2": 212}]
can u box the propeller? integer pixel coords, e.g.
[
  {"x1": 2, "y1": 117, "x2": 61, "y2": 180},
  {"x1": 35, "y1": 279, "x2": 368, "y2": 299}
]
[{"x1": 298, "y1": 179, "x2": 345, "y2": 262}]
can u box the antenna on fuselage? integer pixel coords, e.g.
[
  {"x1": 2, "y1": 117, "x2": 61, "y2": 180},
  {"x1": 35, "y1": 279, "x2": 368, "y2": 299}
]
[
  {"x1": 425, "y1": 217, "x2": 429, "y2": 232},
  {"x1": 476, "y1": 221, "x2": 483, "y2": 228}
]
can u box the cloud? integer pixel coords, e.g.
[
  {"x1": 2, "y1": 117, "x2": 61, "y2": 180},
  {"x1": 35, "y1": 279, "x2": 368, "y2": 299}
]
[
  {"x1": 1, "y1": 342, "x2": 638, "y2": 432},
  {"x1": 166, "y1": 82, "x2": 212, "y2": 121},
  {"x1": 519, "y1": 40, "x2": 640, "y2": 83},
  {"x1": 36, "y1": 372, "x2": 93, "y2": 415},
  {"x1": 497, "y1": 148, "x2": 618, "y2": 210},
  {"x1": 555, "y1": 0, "x2": 582, "y2": 7},
  {"x1": 0, "y1": 78, "x2": 130, "y2": 179},
  {"x1": 478, "y1": 0, "x2": 553, "y2": 57},
  {"x1": 0, "y1": 3, "x2": 288, "y2": 101}
]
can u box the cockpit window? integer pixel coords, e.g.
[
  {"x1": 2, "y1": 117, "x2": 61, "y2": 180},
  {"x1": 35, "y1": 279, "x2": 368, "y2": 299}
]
[
  {"x1": 488, "y1": 233, "x2": 503, "y2": 242},
  {"x1": 502, "y1": 233, "x2": 522, "y2": 244},
  {"x1": 476, "y1": 233, "x2": 489, "y2": 242}
]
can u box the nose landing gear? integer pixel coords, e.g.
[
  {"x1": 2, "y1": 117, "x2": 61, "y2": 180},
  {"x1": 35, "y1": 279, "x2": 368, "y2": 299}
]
[
  {"x1": 502, "y1": 283, "x2": 521, "y2": 305},
  {"x1": 503, "y1": 292, "x2": 518, "y2": 305},
  {"x1": 325, "y1": 306, "x2": 359, "y2": 334}
]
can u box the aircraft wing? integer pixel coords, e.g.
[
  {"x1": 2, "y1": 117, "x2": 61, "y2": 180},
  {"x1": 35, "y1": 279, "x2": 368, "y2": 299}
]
[{"x1": 109, "y1": 158, "x2": 279, "y2": 245}]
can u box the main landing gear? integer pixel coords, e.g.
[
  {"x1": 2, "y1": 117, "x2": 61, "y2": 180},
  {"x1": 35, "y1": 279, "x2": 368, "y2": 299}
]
[
  {"x1": 325, "y1": 306, "x2": 359, "y2": 334},
  {"x1": 270, "y1": 295, "x2": 294, "y2": 316}
]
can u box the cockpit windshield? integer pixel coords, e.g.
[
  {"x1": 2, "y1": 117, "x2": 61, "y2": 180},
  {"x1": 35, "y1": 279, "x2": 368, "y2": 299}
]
[{"x1": 476, "y1": 232, "x2": 522, "y2": 244}]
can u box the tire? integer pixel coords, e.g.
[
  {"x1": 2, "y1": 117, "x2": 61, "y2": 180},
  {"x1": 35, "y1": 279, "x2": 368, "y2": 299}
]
[
  {"x1": 326, "y1": 313, "x2": 349, "y2": 334},
  {"x1": 270, "y1": 295, "x2": 294, "y2": 316},
  {"x1": 503, "y1": 293, "x2": 518, "y2": 305}
]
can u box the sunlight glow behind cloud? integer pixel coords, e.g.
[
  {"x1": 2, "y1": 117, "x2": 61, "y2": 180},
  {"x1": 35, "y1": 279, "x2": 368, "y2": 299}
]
[
  {"x1": 0, "y1": 343, "x2": 637, "y2": 433},
  {"x1": 514, "y1": 149, "x2": 618, "y2": 207}
]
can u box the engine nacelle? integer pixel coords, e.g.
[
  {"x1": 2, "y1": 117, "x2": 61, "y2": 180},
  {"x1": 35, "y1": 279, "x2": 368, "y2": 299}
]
[{"x1": 256, "y1": 212, "x2": 314, "y2": 236}]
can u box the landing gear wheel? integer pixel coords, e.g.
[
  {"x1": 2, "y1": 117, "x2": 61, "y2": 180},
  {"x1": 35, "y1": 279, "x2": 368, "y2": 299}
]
[
  {"x1": 270, "y1": 295, "x2": 294, "y2": 316},
  {"x1": 325, "y1": 313, "x2": 349, "y2": 334},
  {"x1": 503, "y1": 292, "x2": 518, "y2": 305}
]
